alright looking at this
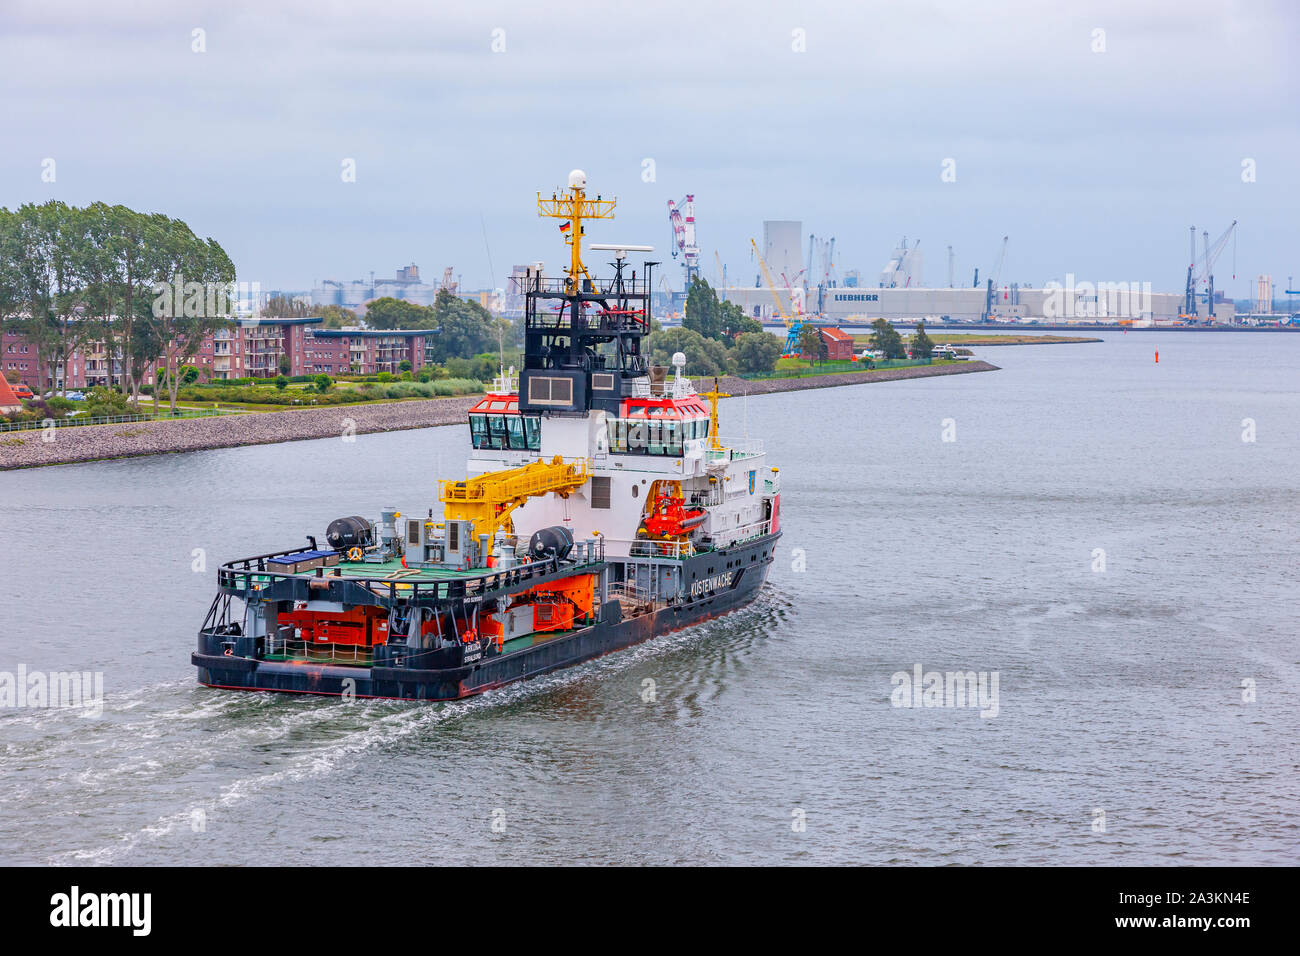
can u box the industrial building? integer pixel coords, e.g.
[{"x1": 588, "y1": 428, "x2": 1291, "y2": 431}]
[{"x1": 710, "y1": 220, "x2": 1237, "y2": 326}]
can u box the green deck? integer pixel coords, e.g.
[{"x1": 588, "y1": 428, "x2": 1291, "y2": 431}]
[{"x1": 289, "y1": 558, "x2": 497, "y2": 584}]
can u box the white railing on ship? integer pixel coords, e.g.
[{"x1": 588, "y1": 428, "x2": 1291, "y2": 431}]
[
  {"x1": 603, "y1": 537, "x2": 695, "y2": 559},
  {"x1": 628, "y1": 376, "x2": 695, "y2": 399},
  {"x1": 706, "y1": 437, "x2": 764, "y2": 459},
  {"x1": 703, "y1": 517, "x2": 772, "y2": 549}
]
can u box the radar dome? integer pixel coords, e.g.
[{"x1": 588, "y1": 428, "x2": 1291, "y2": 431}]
[
  {"x1": 671, "y1": 351, "x2": 687, "y2": 370},
  {"x1": 568, "y1": 169, "x2": 587, "y2": 188}
]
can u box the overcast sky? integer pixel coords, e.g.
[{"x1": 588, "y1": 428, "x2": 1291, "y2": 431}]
[{"x1": 2, "y1": 0, "x2": 1296, "y2": 297}]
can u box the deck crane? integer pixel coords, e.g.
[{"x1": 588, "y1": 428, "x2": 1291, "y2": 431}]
[
  {"x1": 666, "y1": 195, "x2": 700, "y2": 289},
  {"x1": 751, "y1": 237, "x2": 802, "y2": 355}
]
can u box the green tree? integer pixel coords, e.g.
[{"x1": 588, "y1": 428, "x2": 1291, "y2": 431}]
[
  {"x1": 870, "y1": 318, "x2": 907, "y2": 360},
  {"x1": 316, "y1": 304, "x2": 356, "y2": 329},
  {"x1": 429, "y1": 291, "x2": 496, "y2": 361},
  {"x1": 911, "y1": 322, "x2": 935, "y2": 360},
  {"x1": 796, "y1": 324, "x2": 826, "y2": 366},
  {"x1": 314, "y1": 373, "x2": 332, "y2": 392},
  {"x1": 645, "y1": 326, "x2": 732, "y2": 377},
  {"x1": 274, "y1": 375, "x2": 289, "y2": 390},
  {"x1": 365, "y1": 296, "x2": 432, "y2": 330},
  {"x1": 683, "y1": 278, "x2": 724, "y2": 341},
  {"x1": 720, "y1": 300, "x2": 762, "y2": 342},
  {"x1": 731, "y1": 331, "x2": 783, "y2": 374}
]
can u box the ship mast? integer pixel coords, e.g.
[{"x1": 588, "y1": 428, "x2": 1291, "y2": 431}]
[{"x1": 537, "y1": 169, "x2": 616, "y2": 294}]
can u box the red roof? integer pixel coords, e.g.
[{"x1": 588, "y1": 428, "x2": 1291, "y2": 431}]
[
  {"x1": 0, "y1": 376, "x2": 21, "y2": 409},
  {"x1": 820, "y1": 327, "x2": 853, "y2": 342},
  {"x1": 469, "y1": 394, "x2": 520, "y2": 414}
]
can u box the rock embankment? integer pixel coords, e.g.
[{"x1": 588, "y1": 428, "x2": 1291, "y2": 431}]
[{"x1": 0, "y1": 360, "x2": 998, "y2": 470}]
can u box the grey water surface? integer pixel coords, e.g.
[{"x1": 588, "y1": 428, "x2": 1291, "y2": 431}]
[{"x1": 1, "y1": 330, "x2": 1296, "y2": 865}]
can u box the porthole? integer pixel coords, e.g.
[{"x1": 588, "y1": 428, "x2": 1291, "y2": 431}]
[{"x1": 632, "y1": 485, "x2": 639, "y2": 498}]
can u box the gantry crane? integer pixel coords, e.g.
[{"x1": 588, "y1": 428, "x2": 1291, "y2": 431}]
[{"x1": 1181, "y1": 221, "x2": 1237, "y2": 322}]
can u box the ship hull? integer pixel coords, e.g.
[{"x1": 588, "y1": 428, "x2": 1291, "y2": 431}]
[{"x1": 194, "y1": 532, "x2": 778, "y2": 702}]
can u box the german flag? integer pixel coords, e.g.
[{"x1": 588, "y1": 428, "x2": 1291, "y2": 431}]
[{"x1": 558, "y1": 221, "x2": 571, "y2": 233}]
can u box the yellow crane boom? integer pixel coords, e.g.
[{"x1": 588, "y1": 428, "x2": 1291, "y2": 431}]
[
  {"x1": 750, "y1": 238, "x2": 794, "y2": 326},
  {"x1": 439, "y1": 456, "x2": 592, "y2": 547}
]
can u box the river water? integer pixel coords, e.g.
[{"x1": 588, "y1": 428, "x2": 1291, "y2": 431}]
[{"x1": 1, "y1": 331, "x2": 1296, "y2": 865}]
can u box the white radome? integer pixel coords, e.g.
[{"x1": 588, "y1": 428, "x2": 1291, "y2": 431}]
[
  {"x1": 672, "y1": 351, "x2": 686, "y2": 370},
  {"x1": 568, "y1": 169, "x2": 587, "y2": 188}
]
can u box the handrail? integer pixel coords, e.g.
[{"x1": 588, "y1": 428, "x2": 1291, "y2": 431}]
[{"x1": 215, "y1": 544, "x2": 604, "y2": 603}]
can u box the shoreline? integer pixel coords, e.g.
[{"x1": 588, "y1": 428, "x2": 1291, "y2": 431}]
[{"x1": 0, "y1": 360, "x2": 998, "y2": 470}]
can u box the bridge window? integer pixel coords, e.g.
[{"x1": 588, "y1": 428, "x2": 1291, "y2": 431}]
[{"x1": 470, "y1": 413, "x2": 541, "y2": 451}]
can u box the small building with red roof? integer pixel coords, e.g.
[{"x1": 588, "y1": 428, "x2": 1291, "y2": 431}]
[
  {"x1": 0, "y1": 375, "x2": 23, "y2": 414},
  {"x1": 800, "y1": 326, "x2": 854, "y2": 362}
]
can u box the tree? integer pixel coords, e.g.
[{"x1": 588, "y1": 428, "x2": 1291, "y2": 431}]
[
  {"x1": 797, "y1": 324, "x2": 826, "y2": 366},
  {"x1": 261, "y1": 294, "x2": 314, "y2": 317},
  {"x1": 150, "y1": 219, "x2": 236, "y2": 414},
  {"x1": 644, "y1": 326, "x2": 732, "y2": 377},
  {"x1": 683, "y1": 278, "x2": 724, "y2": 341},
  {"x1": 731, "y1": 331, "x2": 783, "y2": 374},
  {"x1": 314, "y1": 373, "x2": 332, "y2": 392},
  {"x1": 366, "y1": 296, "x2": 433, "y2": 330},
  {"x1": 274, "y1": 375, "x2": 289, "y2": 390},
  {"x1": 318, "y1": 305, "x2": 352, "y2": 328},
  {"x1": 316, "y1": 305, "x2": 356, "y2": 329},
  {"x1": 870, "y1": 318, "x2": 907, "y2": 360},
  {"x1": 720, "y1": 300, "x2": 762, "y2": 341},
  {"x1": 911, "y1": 322, "x2": 935, "y2": 360},
  {"x1": 429, "y1": 291, "x2": 496, "y2": 361}
]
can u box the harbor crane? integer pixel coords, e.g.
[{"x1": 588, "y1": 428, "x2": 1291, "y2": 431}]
[
  {"x1": 982, "y1": 236, "x2": 1008, "y2": 321},
  {"x1": 666, "y1": 195, "x2": 700, "y2": 289},
  {"x1": 1181, "y1": 221, "x2": 1237, "y2": 321},
  {"x1": 751, "y1": 237, "x2": 802, "y2": 355}
]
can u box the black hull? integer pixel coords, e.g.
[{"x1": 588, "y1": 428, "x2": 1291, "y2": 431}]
[{"x1": 194, "y1": 533, "x2": 778, "y2": 702}]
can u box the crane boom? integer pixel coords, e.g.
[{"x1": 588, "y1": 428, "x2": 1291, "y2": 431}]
[
  {"x1": 439, "y1": 456, "x2": 592, "y2": 549},
  {"x1": 751, "y1": 237, "x2": 802, "y2": 355}
]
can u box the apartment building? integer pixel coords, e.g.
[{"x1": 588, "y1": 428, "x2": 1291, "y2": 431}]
[{"x1": 1, "y1": 319, "x2": 437, "y2": 390}]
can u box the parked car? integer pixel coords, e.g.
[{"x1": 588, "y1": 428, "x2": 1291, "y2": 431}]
[
  {"x1": 11, "y1": 383, "x2": 34, "y2": 400},
  {"x1": 64, "y1": 390, "x2": 86, "y2": 401}
]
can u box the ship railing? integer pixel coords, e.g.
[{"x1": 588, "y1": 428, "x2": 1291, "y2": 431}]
[
  {"x1": 514, "y1": 274, "x2": 653, "y2": 297},
  {"x1": 605, "y1": 581, "x2": 658, "y2": 607},
  {"x1": 696, "y1": 517, "x2": 773, "y2": 552},
  {"x1": 705, "y1": 438, "x2": 765, "y2": 462},
  {"x1": 215, "y1": 545, "x2": 605, "y2": 602},
  {"x1": 603, "y1": 537, "x2": 695, "y2": 560},
  {"x1": 627, "y1": 377, "x2": 695, "y2": 399},
  {"x1": 266, "y1": 636, "x2": 373, "y2": 666}
]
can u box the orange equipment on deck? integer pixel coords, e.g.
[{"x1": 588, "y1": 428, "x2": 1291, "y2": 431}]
[{"x1": 280, "y1": 604, "x2": 390, "y2": 647}]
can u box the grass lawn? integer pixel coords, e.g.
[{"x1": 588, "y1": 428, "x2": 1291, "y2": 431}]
[{"x1": 850, "y1": 332, "x2": 1100, "y2": 346}]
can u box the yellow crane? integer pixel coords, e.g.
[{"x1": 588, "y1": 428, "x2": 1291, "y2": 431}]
[
  {"x1": 750, "y1": 238, "x2": 803, "y2": 355},
  {"x1": 439, "y1": 456, "x2": 592, "y2": 549}
]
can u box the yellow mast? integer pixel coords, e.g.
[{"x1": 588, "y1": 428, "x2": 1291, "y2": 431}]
[
  {"x1": 537, "y1": 170, "x2": 616, "y2": 294},
  {"x1": 698, "y1": 376, "x2": 729, "y2": 451}
]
